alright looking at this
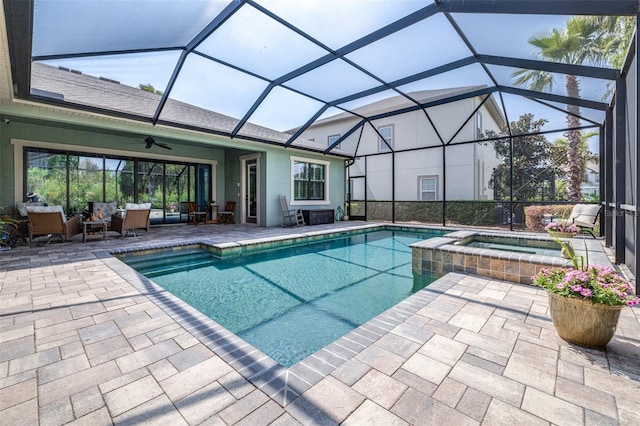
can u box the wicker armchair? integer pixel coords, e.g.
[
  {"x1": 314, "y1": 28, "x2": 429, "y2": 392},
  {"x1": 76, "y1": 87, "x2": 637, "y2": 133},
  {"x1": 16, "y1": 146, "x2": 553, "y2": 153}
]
[
  {"x1": 111, "y1": 203, "x2": 151, "y2": 237},
  {"x1": 26, "y1": 205, "x2": 81, "y2": 245}
]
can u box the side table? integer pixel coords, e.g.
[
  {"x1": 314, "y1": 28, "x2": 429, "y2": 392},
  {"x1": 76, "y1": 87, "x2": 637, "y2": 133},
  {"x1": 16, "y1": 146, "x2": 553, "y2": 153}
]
[
  {"x1": 206, "y1": 204, "x2": 219, "y2": 224},
  {"x1": 83, "y1": 220, "x2": 109, "y2": 243}
]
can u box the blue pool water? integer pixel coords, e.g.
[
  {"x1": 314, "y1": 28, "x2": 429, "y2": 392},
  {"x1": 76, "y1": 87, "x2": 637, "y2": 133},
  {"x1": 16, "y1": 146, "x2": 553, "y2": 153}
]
[
  {"x1": 121, "y1": 229, "x2": 442, "y2": 367},
  {"x1": 465, "y1": 241, "x2": 562, "y2": 257}
]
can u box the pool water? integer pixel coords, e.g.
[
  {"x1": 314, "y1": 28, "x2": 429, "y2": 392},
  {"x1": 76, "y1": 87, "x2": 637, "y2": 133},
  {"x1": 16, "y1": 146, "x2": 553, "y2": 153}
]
[
  {"x1": 465, "y1": 241, "x2": 562, "y2": 257},
  {"x1": 121, "y1": 230, "x2": 441, "y2": 367}
]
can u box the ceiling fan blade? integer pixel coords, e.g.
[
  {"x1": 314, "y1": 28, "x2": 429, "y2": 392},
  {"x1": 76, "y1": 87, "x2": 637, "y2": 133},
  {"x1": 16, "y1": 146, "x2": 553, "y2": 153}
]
[{"x1": 155, "y1": 141, "x2": 172, "y2": 150}]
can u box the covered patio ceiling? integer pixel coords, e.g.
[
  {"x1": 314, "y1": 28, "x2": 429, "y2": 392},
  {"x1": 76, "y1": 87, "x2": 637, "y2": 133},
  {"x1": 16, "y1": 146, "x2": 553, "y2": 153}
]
[{"x1": 2, "y1": 0, "x2": 636, "y2": 156}]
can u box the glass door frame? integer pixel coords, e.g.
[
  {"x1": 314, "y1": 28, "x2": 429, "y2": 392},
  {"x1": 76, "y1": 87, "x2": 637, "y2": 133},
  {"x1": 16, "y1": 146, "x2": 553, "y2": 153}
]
[{"x1": 240, "y1": 153, "x2": 260, "y2": 225}]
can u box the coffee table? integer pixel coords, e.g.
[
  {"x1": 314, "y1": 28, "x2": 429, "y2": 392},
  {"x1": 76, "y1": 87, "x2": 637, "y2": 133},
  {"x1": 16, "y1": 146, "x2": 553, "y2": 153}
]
[{"x1": 83, "y1": 220, "x2": 109, "y2": 243}]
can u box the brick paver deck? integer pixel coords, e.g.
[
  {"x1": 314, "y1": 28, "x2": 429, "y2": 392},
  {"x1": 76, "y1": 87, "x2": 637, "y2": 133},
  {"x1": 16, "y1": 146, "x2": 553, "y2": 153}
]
[{"x1": 1, "y1": 222, "x2": 638, "y2": 425}]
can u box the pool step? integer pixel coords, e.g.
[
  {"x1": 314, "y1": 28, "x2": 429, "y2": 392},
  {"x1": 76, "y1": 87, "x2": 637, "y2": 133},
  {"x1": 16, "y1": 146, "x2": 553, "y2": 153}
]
[{"x1": 124, "y1": 250, "x2": 215, "y2": 276}]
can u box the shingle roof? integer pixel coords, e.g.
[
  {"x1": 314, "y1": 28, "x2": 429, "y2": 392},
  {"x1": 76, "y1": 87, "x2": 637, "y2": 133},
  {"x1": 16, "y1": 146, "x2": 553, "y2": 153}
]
[{"x1": 30, "y1": 62, "x2": 327, "y2": 151}]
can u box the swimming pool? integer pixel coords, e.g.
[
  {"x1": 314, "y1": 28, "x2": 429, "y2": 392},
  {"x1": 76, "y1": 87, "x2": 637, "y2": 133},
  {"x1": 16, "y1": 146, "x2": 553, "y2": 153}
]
[{"x1": 120, "y1": 229, "x2": 442, "y2": 367}]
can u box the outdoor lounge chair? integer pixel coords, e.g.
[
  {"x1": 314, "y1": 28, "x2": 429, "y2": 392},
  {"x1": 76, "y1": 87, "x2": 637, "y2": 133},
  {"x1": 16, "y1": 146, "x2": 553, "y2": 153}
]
[
  {"x1": 26, "y1": 205, "x2": 81, "y2": 245},
  {"x1": 278, "y1": 195, "x2": 305, "y2": 226},
  {"x1": 187, "y1": 201, "x2": 207, "y2": 225},
  {"x1": 217, "y1": 201, "x2": 236, "y2": 225},
  {"x1": 111, "y1": 203, "x2": 151, "y2": 237},
  {"x1": 562, "y1": 204, "x2": 602, "y2": 238}
]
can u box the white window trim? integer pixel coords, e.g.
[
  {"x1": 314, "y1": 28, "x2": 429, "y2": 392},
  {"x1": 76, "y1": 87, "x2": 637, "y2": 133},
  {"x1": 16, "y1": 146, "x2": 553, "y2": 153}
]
[
  {"x1": 418, "y1": 175, "x2": 438, "y2": 201},
  {"x1": 290, "y1": 155, "x2": 330, "y2": 206},
  {"x1": 328, "y1": 134, "x2": 341, "y2": 150},
  {"x1": 378, "y1": 124, "x2": 393, "y2": 152}
]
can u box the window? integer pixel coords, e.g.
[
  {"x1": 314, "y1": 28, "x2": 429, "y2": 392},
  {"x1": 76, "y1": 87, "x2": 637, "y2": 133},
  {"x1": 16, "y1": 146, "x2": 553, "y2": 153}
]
[
  {"x1": 378, "y1": 125, "x2": 393, "y2": 152},
  {"x1": 419, "y1": 176, "x2": 438, "y2": 200},
  {"x1": 291, "y1": 156, "x2": 330, "y2": 203},
  {"x1": 328, "y1": 134, "x2": 340, "y2": 151},
  {"x1": 476, "y1": 111, "x2": 483, "y2": 139}
]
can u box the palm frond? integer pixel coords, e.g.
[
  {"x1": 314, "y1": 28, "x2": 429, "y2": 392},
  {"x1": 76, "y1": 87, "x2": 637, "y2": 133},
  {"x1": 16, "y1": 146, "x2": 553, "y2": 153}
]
[{"x1": 511, "y1": 68, "x2": 554, "y2": 92}]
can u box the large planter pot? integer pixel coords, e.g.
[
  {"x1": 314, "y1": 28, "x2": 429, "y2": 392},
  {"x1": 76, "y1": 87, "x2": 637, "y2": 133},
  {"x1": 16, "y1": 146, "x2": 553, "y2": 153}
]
[{"x1": 547, "y1": 292, "x2": 623, "y2": 348}]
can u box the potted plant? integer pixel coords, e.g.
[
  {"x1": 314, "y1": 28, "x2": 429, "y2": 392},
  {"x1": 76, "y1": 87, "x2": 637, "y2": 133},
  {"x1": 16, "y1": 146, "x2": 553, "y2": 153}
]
[
  {"x1": 545, "y1": 220, "x2": 578, "y2": 239},
  {"x1": 0, "y1": 208, "x2": 18, "y2": 251},
  {"x1": 532, "y1": 238, "x2": 638, "y2": 347}
]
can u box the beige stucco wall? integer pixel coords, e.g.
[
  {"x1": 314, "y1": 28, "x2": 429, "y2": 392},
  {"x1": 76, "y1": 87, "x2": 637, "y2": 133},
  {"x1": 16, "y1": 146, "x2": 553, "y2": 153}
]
[{"x1": 300, "y1": 95, "x2": 503, "y2": 201}]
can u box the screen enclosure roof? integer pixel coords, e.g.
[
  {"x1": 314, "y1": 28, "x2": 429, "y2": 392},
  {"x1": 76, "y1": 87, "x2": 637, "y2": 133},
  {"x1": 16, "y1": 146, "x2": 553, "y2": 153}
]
[{"x1": 3, "y1": 0, "x2": 636, "y2": 157}]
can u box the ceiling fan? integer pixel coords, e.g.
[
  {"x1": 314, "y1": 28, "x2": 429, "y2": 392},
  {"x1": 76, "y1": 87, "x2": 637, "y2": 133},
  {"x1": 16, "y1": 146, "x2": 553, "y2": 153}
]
[{"x1": 144, "y1": 136, "x2": 172, "y2": 150}]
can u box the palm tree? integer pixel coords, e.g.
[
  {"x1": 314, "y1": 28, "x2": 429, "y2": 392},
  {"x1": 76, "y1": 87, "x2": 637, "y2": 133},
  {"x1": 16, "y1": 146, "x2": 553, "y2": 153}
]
[
  {"x1": 550, "y1": 131, "x2": 599, "y2": 199},
  {"x1": 512, "y1": 17, "x2": 613, "y2": 201}
]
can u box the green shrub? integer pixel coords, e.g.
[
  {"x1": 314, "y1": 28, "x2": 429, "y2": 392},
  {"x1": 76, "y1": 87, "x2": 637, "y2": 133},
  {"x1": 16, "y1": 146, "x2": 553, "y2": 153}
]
[
  {"x1": 524, "y1": 204, "x2": 574, "y2": 231},
  {"x1": 445, "y1": 201, "x2": 498, "y2": 226},
  {"x1": 395, "y1": 201, "x2": 443, "y2": 223}
]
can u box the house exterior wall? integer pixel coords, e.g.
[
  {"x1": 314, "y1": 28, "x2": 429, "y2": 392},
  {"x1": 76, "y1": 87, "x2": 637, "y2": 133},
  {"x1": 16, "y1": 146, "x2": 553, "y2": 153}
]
[
  {"x1": 301, "y1": 96, "x2": 502, "y2": 202},
  {"x1": 0, "y1": 119, "x2": 225, "y2": 209},
  {"x1": 0, "y1": 107, "x2": 345, "y2": 228},
  {"x1": 263, "y1": 151, "x2": 345, "y2": 227}
]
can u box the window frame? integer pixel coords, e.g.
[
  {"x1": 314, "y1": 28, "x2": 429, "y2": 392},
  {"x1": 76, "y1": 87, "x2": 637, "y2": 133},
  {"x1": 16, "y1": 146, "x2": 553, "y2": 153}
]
[
  {"x1": 15, "y1": 139, "x2": 216, "y2": 223},
  {"x1": 418, "y1": 175, "x2": 438, "y2": 201},
  {"x1": 378, "y1": 124, "x2": 393, "y2": 152},
  {"x1": 290, "y1": 155, "x2": 330, "y2": 206},
  {"x1": 328, "y1": 134, "x2": 341, "y2": 151}
]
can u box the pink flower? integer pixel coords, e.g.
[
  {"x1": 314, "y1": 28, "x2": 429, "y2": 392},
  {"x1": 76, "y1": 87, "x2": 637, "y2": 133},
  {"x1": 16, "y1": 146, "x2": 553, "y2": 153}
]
[
  {"x1": 580, "y1": 288, "x2": 593, "y2": 297},
  {"x1": 532, "y1": 263, "x2": 640, "y2": 307}
]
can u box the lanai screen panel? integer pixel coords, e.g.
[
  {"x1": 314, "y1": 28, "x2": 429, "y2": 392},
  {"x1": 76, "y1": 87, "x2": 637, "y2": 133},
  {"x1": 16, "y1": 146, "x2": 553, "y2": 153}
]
[
  {"x1": 344, "y1": 13, "x2": 471, "y2": 83},
  {"x1": 487, "y1": 64, "x2": 613, "y2": 105},
  {"x1": 21, "y1": 1, "x2": 627, "y2": 156},
  {"x1": 451, "y1": 13, "x2": 577, "y2": 62},
  {"x1": 32, "y1": 1, "x2": 230, "y2": 56}
]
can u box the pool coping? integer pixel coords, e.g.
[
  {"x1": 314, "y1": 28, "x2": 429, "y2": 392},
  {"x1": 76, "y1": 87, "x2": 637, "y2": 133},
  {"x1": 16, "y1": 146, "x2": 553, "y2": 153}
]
[{"x1": 101, "y1": 223, "x2": 461, "y2": 406}]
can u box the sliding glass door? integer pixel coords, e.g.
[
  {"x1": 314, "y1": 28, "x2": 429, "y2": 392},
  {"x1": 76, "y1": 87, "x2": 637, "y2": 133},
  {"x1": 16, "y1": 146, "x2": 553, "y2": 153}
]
[{"x1": 25, "y1": 148, "x2": 211, "y2": 224}]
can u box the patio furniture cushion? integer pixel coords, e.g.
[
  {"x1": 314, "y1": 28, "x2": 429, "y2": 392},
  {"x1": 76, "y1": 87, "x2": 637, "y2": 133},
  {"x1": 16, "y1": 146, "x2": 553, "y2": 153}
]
[
  {"x1": 559, "y1": 203, "x2": 602, "y2": 238},
  {"x1": 125, "y1": 202, "x2": 152, "y2": 210},
  {"x1": 16, "y1": 201, "x2": 44, "y2": 218},
  {"x1": 93, "y1": 202, "x2": 117, "y2": 219},
  {"x1": 567, "y1": 204, "x2": 601, "y2": 228},
  {"x1": 26, "y1": 205, "x2": 66, "y2": 222}
]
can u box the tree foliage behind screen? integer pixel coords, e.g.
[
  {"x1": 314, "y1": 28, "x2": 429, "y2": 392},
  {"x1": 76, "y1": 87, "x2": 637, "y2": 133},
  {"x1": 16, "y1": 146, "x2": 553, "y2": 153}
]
[{"x1": 485, "y1": 113, "x2": 562, "y2": 202}]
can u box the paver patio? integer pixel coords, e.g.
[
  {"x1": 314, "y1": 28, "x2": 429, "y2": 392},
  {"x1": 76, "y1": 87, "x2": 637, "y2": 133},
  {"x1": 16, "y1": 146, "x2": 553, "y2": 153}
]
[{"x1": 1, "y1": 222, "x2": 639, "y2": 425}]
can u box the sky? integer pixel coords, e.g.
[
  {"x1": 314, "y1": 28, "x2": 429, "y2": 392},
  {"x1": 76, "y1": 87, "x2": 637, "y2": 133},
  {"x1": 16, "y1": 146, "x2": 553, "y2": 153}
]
[{"x1": 34, "y1": 0, "x2": 611, "y2": 152}]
